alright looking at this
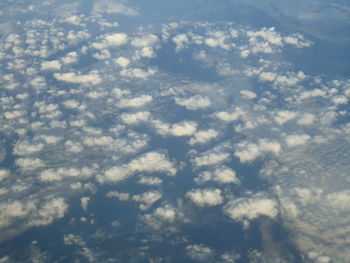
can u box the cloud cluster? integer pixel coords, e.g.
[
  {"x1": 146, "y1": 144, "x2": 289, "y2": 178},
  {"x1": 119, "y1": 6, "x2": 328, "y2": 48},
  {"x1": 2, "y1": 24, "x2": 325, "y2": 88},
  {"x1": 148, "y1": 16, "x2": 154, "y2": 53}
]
[
  {"x1": 186, "y1": 188, "x2": 223, "y2": 207},
  {"x1": 97, "y1": 151, "x2": 176, "y2": 183},
  {"x1": 223, "y1": 192, "x2": 278, "y2": 228}
]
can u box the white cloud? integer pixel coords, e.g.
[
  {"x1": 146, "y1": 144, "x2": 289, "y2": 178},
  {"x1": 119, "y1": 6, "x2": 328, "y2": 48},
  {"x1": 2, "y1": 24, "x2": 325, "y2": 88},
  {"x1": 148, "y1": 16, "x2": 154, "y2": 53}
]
[
  {"x1": 186, "y1": 188, "x2": 223, "y2": 207},
  {"x1": 214, "y1": 108, "x2": 244, "y2": 122},
  {"x1": 54, "y1": 72, "x2": 102, "y2": 85},
  {"x1": 132, "y1": 191, "x2": 162, "y2": 210},
  {"x1": 114, "y1": 56, "x2": 130, "y2": 68},
  {"x1": 80, "y1": 197, "x2": 90, "y2": 211},
  {"x1": 41, "y1": 60, "x2": 61, "y2": 71},
  {"x1": 92, "y1": 33, "x2": 128, "y2": 50},
  {"x1": 188, "y1": 129, "x2": 218, "y2": 145},
  {"x1": 15, "y1": 158, "x2": 45, "y2": 172},
  {"x1": 285, "y1": 134, "x2": 311, "y2": 147},
  {"x1": 153, "y1": 120, "x2": 198, "y2": 137},
  {"x1": 172, "y1": 33, "x2": 189, "y2": 51},
  {"x1": 118, "y1": 95, "x2": 153, "y2": 108},
  {"x1": 186, "y1": 244, "x2": 214, "y2": 261},
  {"x1": 61, "y1": 51, "x2": 78, "y2": 64},
  {"x1": 131, "y1": 34, "x2": 159, "y2": 47},
  {"x1": 97, "y1": 151, "x2": 176, "y2": 183},
  {"x1": 259, "y1": 72, "x2": 277, "y2": 82},
  {"x1": 93, "y1": 0, "x2": 138, "y2": 16},
  {"x1": 174, "y1": 95, "x2": 211, "y2": 110},
  {"x1": 274, "y1": 110, "x2": 298, "y2": 125},
  {"x1": 28, "y1": 198, "x2": 68, "y2": 227},
  {"x1": 0, "y1": 170, "x2": 10, "y2": 181},
  {"x1": 138, "y1": 176, "x2": 162, "y2": 186},
  {"x1": 120, "y1": 111, "x2": 150, "y2": 124},
  {"x1": 13, "y1": 140, "x2": 44, "y2": 156},
  {"x1": 192, "y1": 149, "x2": 230, "y2": 167},
  {"x1": 283, "y1": 34, "x2": 313, "y2": 48},
  {"x1": 297, "y1": 113, "x2": 316, "y2": 125},
  {"x1": 39, "y1": 167, "x2": 95, "y2": 182},
  {"x1": 120, "y1": 67, "x2": 156, "y2": 79},
  {"x1": 224, "y1": 192, "x2": 278, "y2": 227},
  {"x1": 154, "y1": 204, "x2": 176, "y2": 221},
  {"x1": 240, "y1": 90, "x2": 257, "y2": 99},
  {"x1": 234, "y1": 139, "x2": 281, "y2": 163},
  {"x1": 195, "y1": 166, "x2": 239, "y2": 184},
  {"x1": 106, "y1": 191, "x2": 130, "y2": 201}
]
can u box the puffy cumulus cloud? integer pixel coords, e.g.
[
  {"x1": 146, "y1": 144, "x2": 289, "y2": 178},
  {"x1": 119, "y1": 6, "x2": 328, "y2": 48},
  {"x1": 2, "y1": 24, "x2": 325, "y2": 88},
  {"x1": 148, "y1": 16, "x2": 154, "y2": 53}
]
[
  {"x1": 128, "y1": 151, "x2": 176, "y2": 175},
  {"x1": 240, "y1": 90, "x2": 257, "y2": 99},
  {"x1": 283, "y1": 33, "x2": 313, "y2": 48},
  {"x1": 273, "y1": 110, "x2": 298, "y2": 125},
  {"x1": 61, "y1": 51, "x2": 78, "y2": 65},
  {"x1": 118, "y1": 95, "x2": 153, "y2": 108},
  {"x1": 247, "y1": 27, "x2": 284, "y2": 47},
  {"x1": 54, "y1": 71, "x2": 102, "y2": 85},
  {"x1": 172, "y1": 33, "x2": 189, "y2": 51},
  {"x1": 132, "y1": 191, "x2": 162, "y2": 210},
  {"x1": 192, "y1": 148, "x2": 230, "y2": 167},
  {"x1": 307, "y1": 250, "x2": 331, "y2": 263},
  {"x1": 298, "y1": 88, "x2": 327, "y2": 101},
  {"x1": 80, "y1": 197, "x2": 90, "y2": 211},
  {"x1": 203, "y1": 30, "x2": 231, "y2": 50},
  {"x1": 15, "y1": 157, "x2": 45, "y2": 172},
  {"x1": 188, "y1": 129, "x2": 218, "y2": 145},
  {"x1": 97, "y1": 151, "x2": 176, "y2": 184},
  {"x1": 91, "y1": 33, "x2": 128, "y2": 50},
  {"x1": 223, "y1": 192, "x2": 278, "y2": 228},
  {"x1": 106, "y1": 191, "x2": 130, "y2": 201},
  {"x1": 186, "y1": 244, "x2": 214, "y2": 262},
  {"x1": 131, "y1": 34, "x2": 159, "y2": 48},
  {"x1": 297, "y1": 113, "x2": 316, "y2": 125},
  {"x1": 0, "y1": 169, "x2": 10, "y2": 181},
  {"x1": 174, "y1": 95, "x2": 211, "y2": 110},
  {"x1": 114, "y1": 56, "x2": 130, "y2": 68},
  {"x1": 0, "y1": 197, "x2": 68, "y2": 240},
  {"x1": 138, "y1": 176, "x2": 162, "y2": 186},
  {"x1": 195, "y1": 166, "x2": 239, "y2": 184},
  {"x1": 171, "y1": 121, "x2": 198, "y2": 136},
  {"x1": 120, "y1": 67, "x2": 156, "y2": 79},
  {"x1": 186, "y1": 188, "x2": 223, "y2": 207},
  {"x1": 40, "y1": 60, "x2": 61, "y2": 71},
  {"x1": 332, "y1": 95, "x2": 348, "y2": 105},
  {"x1": 214, "y1": 107, "x2": 245, "y2": 122},
  {"x1": 13, "y1": 140, "x2": 44, "y2": 156},
  {"x1": 63, "y1": 234, "x2": 96, "y2": 262},
  {"x1": 285, "y1": 134, "x2": 311, "y2": 147},
  {"x1": 93, "y1": 0, "x2": 138, "y2": 16},
  {"x1": 234, "y1": 139, "x2": 281, "y2": 163},
  {"x1": 39, "y1": 167, "x2": 95, "y2": 182},
  {"x1": 154, "y1": 204, "x2": 176, "y2": 222},
  {"x1": 120, "y1": 111, "x2": 150, "y2": 124},
  {"x1": 153, "y1": 120, "x2": 198, "y2": 137}
]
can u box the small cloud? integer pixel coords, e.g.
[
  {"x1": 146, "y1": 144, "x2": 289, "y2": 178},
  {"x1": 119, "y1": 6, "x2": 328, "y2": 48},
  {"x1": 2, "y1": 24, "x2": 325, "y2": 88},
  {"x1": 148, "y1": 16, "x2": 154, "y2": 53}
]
[
  {"x1": 41, "y1": 60, "x2": 61, "y2": 71},
  {"x1": 188, "y1": 129, "x2": 218, "y2": 145},
  {"x1": 175, "y1": 95, "x2": 211, "y2": 110},
  {"x1": 80, "y1": 197, "x2": 90, "y2": 211},
  {"x1": 195, "y1": 166, "x2": 239, "y2": 184},
  {"x1": 224, "y1": 192, "x2": 278, "y2": 228},
  {"x1": 120, "y1": 111, "x2": 150, "y2": 124},
  {"x1": 234, "y1": 139, "x2": 281, "y2": 163},
  {"x1": 132, "y1": 191, "x2": 162, "y2": 210},
  {"x1": 285, "y1": 134, "x2": 311, "y2": 147},
  {"x1": 186, "y1": 244, "x2": 214, "y2": 262},
  {"x1": 186, "y1": 188, "x2": 223, "y2": 207},
  {"x1": 172, "y1": 33, "x2": 189, "y2": 52},
  {"x1": 54, "y1": 71, "x2": 102, "y2": 85}
]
